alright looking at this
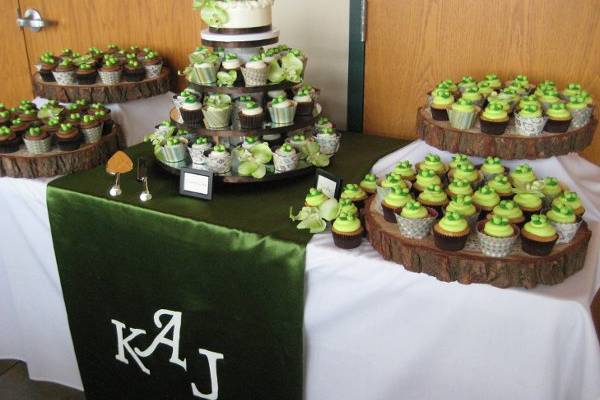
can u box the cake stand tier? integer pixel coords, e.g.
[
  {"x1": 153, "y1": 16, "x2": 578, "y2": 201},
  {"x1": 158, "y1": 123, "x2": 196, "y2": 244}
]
[
  {"x1": 187, "y1": 80, "x2": 300, "y2": 95},
  {"x1": 417, "y1": 106, "x2": 597, "y2": 160},
  {"x1": 364, "y1": 197, "x2": 591, "y2": 289},
  {"x1": 0, "y1": 124, "x2": 121, "y2": 179},
  {"x1": 32, "y1": 68, "x2": 171, "y2": 104},
  {"x1": 201, "y1": 28, "x2": 280, "y2": 48},
  {"x1": 170, "y1": 103, "x2": 321, "y2": 137}
]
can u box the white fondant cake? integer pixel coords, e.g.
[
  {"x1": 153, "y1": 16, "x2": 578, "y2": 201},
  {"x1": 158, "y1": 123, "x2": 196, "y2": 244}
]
[{"x1": 218, "y1": 0, "x2": 273, "y2": 29}]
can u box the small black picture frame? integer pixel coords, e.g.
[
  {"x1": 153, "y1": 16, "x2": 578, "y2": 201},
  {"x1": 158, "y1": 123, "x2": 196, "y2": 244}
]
[
  {"x1": 315, "y1": 169, "x2": 343, "y2": 199},
  {"x1": 179, "y1": 168, "x2": 214, "y2": 200}
]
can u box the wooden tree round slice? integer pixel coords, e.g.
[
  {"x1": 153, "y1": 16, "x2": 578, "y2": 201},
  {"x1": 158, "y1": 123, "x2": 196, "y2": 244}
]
[
  {"x1": 417, "y1": 106, "x2": 597, "y2": 159},
  {"x1": 364, "y1": 197, "x2": 591, "y2": 288},
  {"x1": 0, "y1": 124, "x2": 121, "y2": 179},
  {"x1": 32, "y1": 68, "x2": 171, "y2": 104}
]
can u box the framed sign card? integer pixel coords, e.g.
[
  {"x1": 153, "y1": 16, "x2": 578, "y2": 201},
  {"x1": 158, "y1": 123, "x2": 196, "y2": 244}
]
[
  {"x1": 179, "y1": 168, "x2": 214, "y2": 200},
  {"x1": 315, "y1": 169, "x2": 343, "y2": 199}
]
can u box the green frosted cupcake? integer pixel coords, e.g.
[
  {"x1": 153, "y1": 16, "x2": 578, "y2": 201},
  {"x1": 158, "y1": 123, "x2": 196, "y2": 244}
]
[
  {"x1": 552, "y1": 191, "x2": 585, "y2": 216},
  {"x1": 487, "y1": 174, "x2": 513, "y2": 199},
  {"x1": 418, "y1": 184, "x2": 449, "y2": 217},
  {"x1": 513, "y1": 191, "x2": 543, "y2": 217},
  {"x1": 515, "y1": 104, "x2": 545, "y2": 136},
  {"x1": 341, "y1": 183, "x2": 368, "y2": 210},
  {"x1": 491, "y1": 200, "x2": 525, "y2": 226},
  {"x1": 477, "y1": 81, "x2": 494, "y2": 98},
  {"x1": 483, "y1": 74, "x2": 502, "y2": 90},
  {"x1": 339, "y1": 198, "x2": 359, "y2": 216},
  {"x1": 449, "y1": 154, "x2": 471, "y2": 170},
  {"x1": 450, "y1": 162, "x2": 481, "y2": 185},
  {"x1": 359, "y1": 173, "x2": 377, "y2": 195},
  {"x1": 382, "y1": 187, "x2": 413, "y2": 223},
  {"x1": 430, "y1": 90, "x2": 454, "y2": 121},
  {"x1": 458, "y1": 76, "x2": 477, "y2": 92},
  {"x1": 561, "y1": 83, "x2": 581, "y2": 100},
  {"x1": 539, "y1": 88, "x2": 561, "y2": 110},
  {"x1": 414, "y1": 169, "x2": 442, "y2": 193},
  {"x1": 332, "y1": 212, "x2": 364, "y2": 249},
  {"x1": 447, "y1": 179, "x2": 473, "y2": 197},
  {"x1": 541, "y1": 177, "x2": 563, "y2": 207},
  {"x1": 462, "y1": 87, "x2": 483, "y2": 107},
  {"x1": 521, "y1": 215, "x2": 558, "y2": 256},
  {"x1": 546, "y1": 204, "x2": 581, "y2": 244},
  {"x1": 433, "y1": 212, "x2": 470, "y2": 251},
  {"x1": 397, "y1": 201, "x2": 438, "y2": 239},
  {"x1": 480, "y1": 103, "x2": 509, "y2": 135},
  {"x1": 392, "y1": 160, "x2": 417, "y2": 181},
  {"x1": 305, "y1": 188, "x2": 329, "y2": 207},
  {"x1": 518, "y1": 95, "x2": 540, "y2": 111},
  {"x1": 510, "y1": 164, "x2": 537, "y2": 189},
  {"x1": 446, "y1": 194, "x2": 479, "y2": 229},
  {"x1": 477, "y1": 215, "x2": 518, "y2": 257},
  {"x1": 472, "y1": 185, "x2": 501, "y2": 214},
  {"x1": 417, "y1": 153, "x2": 447, "y2": 175},
  {"x1": 448, "y1": 98, "x2": 478, "y2": 130},
  {"x1": 480, "y1": 156, "x2": 505, "y2": 180},
  {"x1": 566, "y1": 96, "x2": 593, "y2": 129},
  {"x1": 545, "y1": 103, "x2": 571, "y2": 133}
]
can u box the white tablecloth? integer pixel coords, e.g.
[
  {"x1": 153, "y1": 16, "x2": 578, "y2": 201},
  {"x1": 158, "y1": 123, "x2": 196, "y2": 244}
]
[{"x1": 2, "y1": 139, "x2": 600, "y2": 399}]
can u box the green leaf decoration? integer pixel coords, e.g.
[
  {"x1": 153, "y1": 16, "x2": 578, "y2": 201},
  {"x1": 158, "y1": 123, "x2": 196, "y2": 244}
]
[{"x1": 267, "y1": 60, "x2": 285, "y2": 84}]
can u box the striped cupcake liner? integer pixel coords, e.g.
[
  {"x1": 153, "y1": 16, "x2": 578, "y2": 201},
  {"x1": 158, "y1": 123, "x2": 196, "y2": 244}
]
[
  {"x1": 240, "y1": 66, "x2": 268, "y2": 87},
  {"x1": 99, "y1": 70, "x2": 122, "y2": 85},
  {"x1": 144, "y1": 62, "x2": 163, "y2": 79},
  {"x1": 448, "y1": 109, "x2": 477, "y2": 130},
  {"x1": 81, "y1": 125, "x2": 103, "y2": 144},
  {"x1": 202, "y1": 107, "x2": 232, "y2": 129},
  {"x1": 162, "y1": 143, "x2": 187, "y2": 163},
  {"x1": 24, "y1": 136, "x2": 52, "y2": 155},
  {"x1": 268, "y1": 102, "x2": 297, "y2": 125},
  {"x1": 273, "y1": 152, "x2": 299, "y2": 173},
  {"x1": 192, "y1": 64, "x2": 217, "y2": 84},
  {"x1": 52, "y1": 70, "x2": 76, "y2": 85},
  {"x1": 551, "y1": 220, "x2": 582, "y2": 244},
  {"x1": 514, "y1": 114, "x2": 547, "y2": 136},
  {"x1": 570, "y1": 107, "x2": 593, "y2": 129}
]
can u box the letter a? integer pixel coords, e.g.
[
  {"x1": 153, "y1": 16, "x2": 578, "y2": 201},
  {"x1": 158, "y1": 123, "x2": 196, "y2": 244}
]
[
  {"x1": 111, "y1": 319, "x2": 150, "y2": 375},
  {"x1": 134, "y1": 309, "x2": 187, "y2": 370},
  {"x1": 191, "y1": 349, "x2": 224, "y2": 400}
]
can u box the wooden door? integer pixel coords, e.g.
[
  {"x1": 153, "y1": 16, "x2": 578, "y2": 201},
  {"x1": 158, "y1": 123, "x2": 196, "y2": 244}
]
[
  {"x1": 17, "y1": 0, "x2": 203, "y2": 91},
  {"x1": 0, "y1": 1, "x2": 35, "y2": 105},
  {"x1": 363, "y1": 0, "x2": 600, "y2": 164}
]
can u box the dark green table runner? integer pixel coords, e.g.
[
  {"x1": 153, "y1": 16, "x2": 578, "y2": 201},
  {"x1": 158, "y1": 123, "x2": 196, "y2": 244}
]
[{"x1": 47, "y1": 133, "x2": 404, "y2": 400}]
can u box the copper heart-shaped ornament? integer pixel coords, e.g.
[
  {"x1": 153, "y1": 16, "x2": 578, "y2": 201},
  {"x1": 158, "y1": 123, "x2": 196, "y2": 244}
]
[{"x1": 106, "y1": 151, "x2": 133, "y2": 175}]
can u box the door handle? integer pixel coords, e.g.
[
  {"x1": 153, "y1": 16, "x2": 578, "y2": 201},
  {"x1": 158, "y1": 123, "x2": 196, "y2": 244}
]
[{"x1": 16, "y1": 7, "x2": 48, "y2": 32}]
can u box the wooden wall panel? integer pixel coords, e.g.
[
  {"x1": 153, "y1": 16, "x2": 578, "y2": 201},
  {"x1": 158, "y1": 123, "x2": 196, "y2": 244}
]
[
  {"x1": 20, "y1": 0, "x2": 203, "y2": 92},
  {"x1": 364, "y1": 0, "x2": 600, "y2": 164},
  {"x1": 0, "y1": 1, "x2": 36, "y2": 105}
]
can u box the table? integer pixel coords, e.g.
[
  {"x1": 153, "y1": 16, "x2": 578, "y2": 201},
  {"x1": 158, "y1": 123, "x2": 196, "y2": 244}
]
[{"x1": 1, "y1": 139, "x2": 600, "y2": 399}]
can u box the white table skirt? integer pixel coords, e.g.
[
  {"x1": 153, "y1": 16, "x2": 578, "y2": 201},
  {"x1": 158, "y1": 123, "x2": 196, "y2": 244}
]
[{"x1": 1, "y1": 139, "x2": 600, "y2": 399}]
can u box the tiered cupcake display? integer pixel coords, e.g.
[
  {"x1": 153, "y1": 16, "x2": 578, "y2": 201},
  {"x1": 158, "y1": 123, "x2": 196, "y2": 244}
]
[
  {"x1": 359, "y1": 153, "x2": 591, "y2": 288},
  {"x1": 419, "y1": 74, "x2": 597, "y2": 159},
  {"x1": 149, "y1": 0, "x2": 340, "y2": 184},
  {"x1": 33, "y1": 45, "x2": 170, "y2": 104},
  {"x1": 0, "y1": 99, "x2": 119, "y2": 178}
]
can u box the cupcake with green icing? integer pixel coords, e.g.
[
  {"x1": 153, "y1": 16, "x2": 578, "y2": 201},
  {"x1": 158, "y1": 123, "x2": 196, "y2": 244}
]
[
  {"x1": 539, "y1": 88, "x2": 561, "y2": 111},
  {"x1": 579, "y1": 91, "x2": 594, "y2": 106},
  {"x1": 477, "y1": 216, "x2": 519, "y2": 258},
  {"x1": 382, "y1": 187, "x2": 413, "y2": 223},
  {"x1": 510, "y1": 75, "x2": 531, "y2": 93},
  {"x1": 477, "y1": 81, "x2": 494, "y2": 98},
  {"x1": 487, "y1": 174, "x2": 513, "y2": 199},
  {"x1": 518, "y1": 95, "x2": 540, "y2": 111},
  {"x1": 561, "y1": 83, "x2": 581, "y2": 100},
  {"x1": 449, "y1": 154, "x2": 471, "y2": 170},
  {"x1": 376, "y1": 172, "x2": 407, "y2": 200},
  {"x1": 414, "y1": 169, "x2": 442, "y2": 193},
  {"x1": 359, "y1": 173, "x2": 377, "y2": 195},
  {"x1": 446, "y1": 179, "x2": 474, "y2": 198},
  {"x1": 515, "y1": 105, "x2": 546, "y2": 136},
  {"x1": 472, "y1": 185, "x2": 501, "y2": 215},
  {"x1": 305, "y1": 188, "x2": 329, "y2": 207},
  {"x1": 513, "y1": 187, "x2": 544, "y2": 218},
  {"x1": 483, "y1": 74, "x2": 502, "y2": 90},
  {"x1": 480, "y1": 102, "x2": 509, "y2": 135},
  {"x1": 521, "y1": 215, "x2": 558, "y2": 256},
  {"x1": 480, "y1": 156, "x2": 505, "y2": 180},
  {"x1": 541, "y1": 177, "x2": 563, "y2": 207},
  {"x1": 397, "y1": 200, "x2": 438, "y2": 240},
  {"x1": 566, "y1": 96, "x2": 593, "y2": 129},
  {"x1": 340, "y1": 183, "x2": 368, "y2": 210},
  {"x1": 418, "y1": 184, "x2": 449, "y2": 217},
  {"x1": 430, "y1": 90, "x2": 454, "y2": 121},
  {"x1": 458, "y1": 76, "x2": 477, "y2": 92},
  {"x1": 546, "y1": 204, "x2": 582, "y2": 244},
  {"x1": 339, "y1": 198, "x2": 359, "y2": 216},
  {"x1": 544, "y1": 103, "x2": 572, "y2": 133},
  {"x1": 461, "y1": 87, "x2": 483, "y2": 108},
  {"x1": 449, "y1": 162, "x2": 481, "y2": 186},
  {"x1": 417, "y1": 153, "x2": 447, "y2": 175},
  {"x1": 433, "y1": 211, "x2": 470, "y2": 251},
  {"x1": 552, "y1": 191, "x2": 585, "y2": 217},
  {"x1": 448, "y1": 98, "x2": 478, "y2": 130},
  {"x1": 392, "y1": 160, "x2": 417, "y2": 182},
  {"x1": 510, "y1": 164, "x2": 537, "y2": 190},
  {"x1": 445, "y1": 195, "x2": 479, "y2": 229},
  {"x1": 491, "y1": 200, "x2": 525, "y2": 226},
  {"x1": 497, "y1": 88, "x2": 519, "y2": 110},
  {"x1": 332, "y1": 212, "x2": 364, "y2": 249}
]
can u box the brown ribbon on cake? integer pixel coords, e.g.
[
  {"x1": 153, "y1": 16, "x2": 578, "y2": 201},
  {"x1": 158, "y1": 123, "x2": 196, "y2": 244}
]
[{"x1": 209, "y1": 25, "x2": 272, "y2": 35}]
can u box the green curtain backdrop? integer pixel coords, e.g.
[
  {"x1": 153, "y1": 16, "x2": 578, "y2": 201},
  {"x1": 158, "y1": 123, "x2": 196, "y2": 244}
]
[{"x1": 47, "y1": 133, "x2": 405, "y2": 400}]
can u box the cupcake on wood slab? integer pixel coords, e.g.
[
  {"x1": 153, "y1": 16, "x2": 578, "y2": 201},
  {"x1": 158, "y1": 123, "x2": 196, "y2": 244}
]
[
  {"x1": 392, "y1": 160, "x2": 417, "y2": 182},
  {"x1": 142, "y1": 51, "x2": 163, "y2": 79},
  {"x1": 430, "y1": 90, "x2": 454, "y2": 121},
  {"x1": 544, "y1": 103, "x2": 572, "y2": 133},
  {"x1": 445, "y1": 195, "x2": 479, "y2": 229},
  {"x1": 538, "y1": 88, "x2": 561, "y2": 111},
  {"x1": 510, "y1": 164, "x2": 537, "y2": 190},
  {"x1": 99, "y1": 55, "x2": 123, "y2": 85},
  {"x1": 480, "y1": 102, "x2": 509, "y2": 135},
  {"x1": 546, "y1": 204, "x2": 582, "y2": 244},
  {"x1": 332, "y1": 212, "x2": 364, "y2": 250},
  {"x1": 75, "y1": 62, "x2": 98, "y2": 85},
  {"x1": 55, "y1": 123, "x2": 82, "y2": 151},
  {"x1": 9, "y1": 118, "x2": 29, "y2": 139},
  {"x1": 39, "y1": 52, "x2": 58, "y2": 82},
  {"x1": 448, "y1": 98, "x2": 478, "y2": 130},
  {"x1": 449, "y1": 154, "x2": 471, "y2": 170},
  {"x1": 552, "y1": 191, "x2": 585, "y2": 217},
  {"x1": 482, "y1": 73, "x2": 502, "y2": 91},
  {"x1": 472, "y1": 184, "x2": 500, "y2": 219},
  {"x1": 66, "y1": 112, "x2": 82, "y2": 128},
  {"x1": 359, "y1": 173, "x2": 377, "y2": 195},
  {"x1": 0, "y1": 126, "x2": 20, "y2": 154},
  {"x1": 23, "y1": 126, "x2": 52, "y2": 154},
  {"x1": 381, "y1": 186, "x2": 412, "y2": 223},
  {"x1": 490, "y1": 199, "x2": 525, "y2": 227},
  {"x1": 480, "y1": 156, "x2": 506, "y2": 181},
  {"x1": 413, "y1": 169, "x2": 442, "y2": 195},
  {"x1": 448, "y1": 162, "x2": 482, "y2": 187},
  {"x1": 396, "y1": 200, "x2": 438, "y2": 240},
  {"x1": 521, "y1": 214, "x2": 558, "y2": 256},
  {"x1": 561, "y1": 83, "x2": 582, "y2": 101},
  {"x1": 52, "y1": 58, "x2": 76, "y2": 85},
  {"x1": 477, "y1": 216, "x2": 519, "y2": 258},
  {"x1": 433, "y1": 211, "x2": 470, "y2": 251},
  {"x1": 477, "y1": 81, "x2": 494, "y2": 101},
  {"x1": 458, "y1": 76, "x2": 477, "y2": 93},
  {"x1": 339, "y1": 198, "x2": 359, "y2": 217},
  {"x1": 461, "y1": 86, "x2": 484, "y2": 108},
  {"x1": 124, "y1": 60, "x2": 145, "y2": 82},
  {"x1": 446, "y1": 178, "x2": 473, "y2": 198},
  {"x1": 566, "y1": 96, "x2": 592, "y2": 129},
  {"x1": 42, "y1": 117, "x2": 61, "y2": 137},
  {"x1": 541, "y1": 177, "x2": 563, "y2": 208},
  {"x1": 417, "y1": 153, "x2": 448, "y2": 176},
  {"x1": 515, "y1": 104, "x2": 546, "y2": 136},
  {"x1": 517, "y1": 95, "x2": 540, "y2": 111},
  {"x1": 80, "y1": 115, "x2": 102, "y2": 144},
  {"x1": 376, "y1": 172, "x2": 407, "y2": 201},
  {"x1": 417, "y1": 184, "x2": 449, "y2": 218}
]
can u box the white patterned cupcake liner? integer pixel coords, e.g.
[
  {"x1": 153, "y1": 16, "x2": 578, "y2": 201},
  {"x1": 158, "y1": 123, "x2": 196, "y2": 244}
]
[
  {"x1": 268, "y1": 102, "x2": 298, "y2": 125},
  {"x1": 24, "y1": 137, "x2": 52, "y2": 154},
  {"x1": 81, "y1": 125, "x2": 103, "y2": 144},
  {"x1": 477, "y1": 228, "x2": 518, "y2": 258},
  {"x1": 52, "y1": 70, "x2": 76, "y2": 85},
  {"x1": 162, "y1": 144, "x2": 187, "y2": 163},
  {"x1": 240, "y1": 66, "x2": 268, "y2": 87},
  {"x1": 448, "y1": 109, "x2": 477, "y2": 130},
  {"x1": 396, "y1": 209, "x2": 437, "y2": 240},
  {"x1": 98, "y1": 70, "x2": 122, "y2": 85},
  {"x1": 569, "y1": 107, "x2": 593, "y2": 129},
  {"x1": 273, "y1": 151, "x2": 299, "y2": 173},
  {"x1": 208, "y1": 152, "x2": 232, "y2": 174},
  {"x1": 316, "y1": 134, "x2": 341, "y2": 155},
  {"x1": 202, "y1": 107, "x2": 232, "y2": 129},
  {"x1": 188, "y1": 144, "x2": 212, "y2": 166},
  {"x1": 550, "y1": 219, "x2": 582, "y2": 244},
  {"x1": 514, "y1": 114, "x2": 547, "y2": 136},
  {"x1": 144, "y1": 62, "x2": 163, "y2": 79}
]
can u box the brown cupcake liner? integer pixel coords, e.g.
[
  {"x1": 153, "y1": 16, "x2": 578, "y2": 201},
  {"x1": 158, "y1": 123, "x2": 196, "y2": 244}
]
[
  {"x1": 332, "y1": 227, "x2": 364, "y2": 249},
  {"x1": 433, "y1": 225, "x2": 470, "y2": 251},
  {"x1": 239, "y1": 112, "x2": 264, "y2": 130},
  {"x1": 480, "y1": 118, "x2": 508, "y2": 135},
  {"x1": 521, "y1": 232, "x2": 557, "y2": 256},
  {"x1": 544, "y1": 118, "x2": 571, "y2": 133},
  {"x1": 296, "y1": 100, "x2": 314, "y2": 116},
  {"x1": 180, "y1": 108, "x2": 204, "y2": 125},
  {"x1": 430, "y1": 106, "x2": 449, "y2": 121},
  {"x1": 381, "y1": 202, "x2": 400, "y2": 223}
]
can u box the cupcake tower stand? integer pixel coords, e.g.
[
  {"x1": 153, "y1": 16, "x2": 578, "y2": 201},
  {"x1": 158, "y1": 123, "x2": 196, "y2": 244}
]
[
  {"x1": 157, "y1": 16, "x2": 328, "y2": 184},
  {"x1": 32, "y1": 68, "x2": 171, "y2": 104}
]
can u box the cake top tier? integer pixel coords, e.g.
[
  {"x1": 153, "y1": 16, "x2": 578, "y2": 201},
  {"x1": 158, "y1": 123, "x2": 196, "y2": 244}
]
[{"x1": 194, "y1": 0, "x2": 275, "y2": 31}]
